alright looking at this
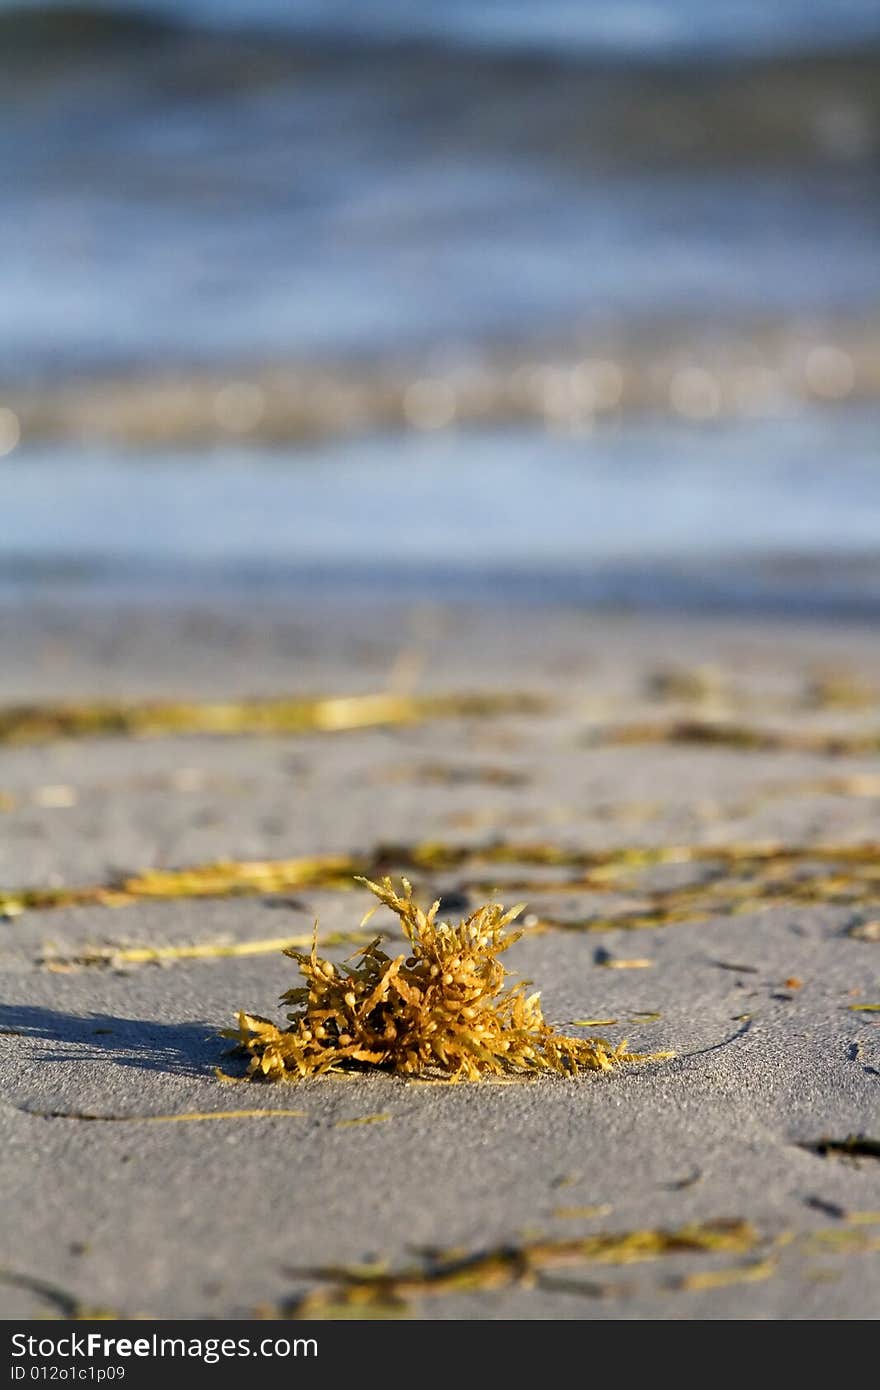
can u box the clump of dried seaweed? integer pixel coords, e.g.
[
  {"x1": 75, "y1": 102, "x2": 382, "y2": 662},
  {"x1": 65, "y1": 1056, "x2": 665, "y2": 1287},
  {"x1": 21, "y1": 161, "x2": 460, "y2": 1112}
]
[{"x1": 226, "y1": 877, "x2": 673, "y2": 1082}]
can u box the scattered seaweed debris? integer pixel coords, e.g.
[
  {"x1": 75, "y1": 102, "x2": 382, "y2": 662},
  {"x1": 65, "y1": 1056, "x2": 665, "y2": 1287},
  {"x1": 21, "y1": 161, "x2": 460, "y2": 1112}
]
[
  {"x1": 226, "y1": 877, "x2": 674, "y2": 1083},
  {"x1": 335, "y1": 1113, "x2": 391, "y2": 1129},
  {"x1": 39, "y1": 932, "x2": 372, "y2": 972},
  {"x1": 21, "y1": 1108, "x2": 307, "y2": 1124},
  {"x1": 284, "y1": 1219, "x2": 759, "y2": 1317},
  {"x1": 849, "y1": 920, "x2": 880, "y2": 942},
  {"x1": 0, "y1": 691, "x2": 547, "y2": 747},
  {"x1": 7, "y1": 836, "x2": 880, "y2": 920},
  {"x1": 552, "y1": 1205, "x2": 613, "y2": 1221},
  {"x1": 586, "y1": 719, "x2": 880, "y2": 757},
  {"x1": 644, "y1": 665, "x2": 732, "y2": 704},
  {"x1": 799, "y1": 1135, "x2": 880, "y2": 1161},
  {"x1": 672, "y1": 1258, "x2": 777, "y2": 1293},
  {"x1": 804, "y1": 1195, "x2": 848, "y2": 1220},
  {"x1": 595, "y1": 953, "x2": 654, "y2": 970},
  {"x1": 802, "y1": 672, "x2": 878, "y2": 711}
]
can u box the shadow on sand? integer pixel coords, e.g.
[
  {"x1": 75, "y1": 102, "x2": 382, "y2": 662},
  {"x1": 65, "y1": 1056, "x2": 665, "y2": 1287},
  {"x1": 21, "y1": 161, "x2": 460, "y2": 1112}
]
[{"x1": 0, "y1": 1004, "x2": 222, "y2": 1078}]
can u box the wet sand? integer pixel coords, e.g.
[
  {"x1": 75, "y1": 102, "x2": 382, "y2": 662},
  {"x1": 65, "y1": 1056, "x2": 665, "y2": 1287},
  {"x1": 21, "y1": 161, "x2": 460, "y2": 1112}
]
[{"x1": 1, "y1": 597, "x2": 878, "y2": 1319}]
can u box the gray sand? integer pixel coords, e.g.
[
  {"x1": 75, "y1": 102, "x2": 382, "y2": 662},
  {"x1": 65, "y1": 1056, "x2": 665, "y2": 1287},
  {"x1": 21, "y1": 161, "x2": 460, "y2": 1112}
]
[{"x1": 1, "y1": 598, "x2": 878, "y2": 1319}]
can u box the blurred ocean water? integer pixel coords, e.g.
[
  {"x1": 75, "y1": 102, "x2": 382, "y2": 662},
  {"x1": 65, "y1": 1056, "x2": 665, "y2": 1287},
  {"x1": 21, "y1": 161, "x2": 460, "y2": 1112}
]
[{"x1": 1, "y1": 0, "x2": 878, "y2": 612}]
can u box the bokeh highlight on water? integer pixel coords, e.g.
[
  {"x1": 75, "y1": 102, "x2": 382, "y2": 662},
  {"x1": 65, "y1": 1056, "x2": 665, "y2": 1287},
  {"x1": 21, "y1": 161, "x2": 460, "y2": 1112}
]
[{"x1": 2, "y1": 0, "x2": 878, "y2": 613}]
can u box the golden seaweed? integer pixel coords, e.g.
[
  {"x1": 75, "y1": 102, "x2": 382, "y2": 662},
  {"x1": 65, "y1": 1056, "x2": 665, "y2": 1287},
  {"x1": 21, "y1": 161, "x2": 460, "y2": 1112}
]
[
  {"x1": 227, "y1": 877, "x2": 674, "y2": 1082},
  {"x1": 287, "y1": 1218, "x2": 759, "y2": 1316},
  {"x1": 0, "y1": 691, "x2": 546, "y2": 747},
  {"x1": 597, "y1": 957, "x2": 654, "y2": 970},
  {"x1": 39, "y1": 932, "x2": 371, "y2": 971},
  {"x1": 587, "y1": 718, "x2": 880, "y2": 756},
  {"x1": 674, "y1": 1258, "x2": 777, "y2": 1292},
  {"x1": 0, "y1": 1270, "x2": 115, "y2": 1320},
  {"x1": 849, "y1": 920, "x2": 880, "y2": 942},
  {"x1": 22, "y1": 1108, "x2": 307, "y2": 1123}
]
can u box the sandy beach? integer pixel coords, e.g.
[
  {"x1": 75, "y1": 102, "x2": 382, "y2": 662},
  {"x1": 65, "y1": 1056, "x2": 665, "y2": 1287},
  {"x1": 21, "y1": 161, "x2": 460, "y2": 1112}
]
[
  {"x1": 1, "y1": 596, "x2": 878, "y2": 1319},
  {"x1": 3, "y1": 0, "x2": 879, "y2": 1336}
]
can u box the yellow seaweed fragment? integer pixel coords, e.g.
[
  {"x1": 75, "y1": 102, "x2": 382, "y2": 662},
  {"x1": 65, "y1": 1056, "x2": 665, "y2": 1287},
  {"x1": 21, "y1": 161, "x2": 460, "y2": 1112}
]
[
  {"x1": 289, "y1": 1218, "x2": 759, "y2": 1316},
  {"x1": 25, "y1": 1108, "x2": 307, "y2": 1123},
  {"x1": 228, "y1": 877, "x2": 674, "y2": 1082},
  {"x1": 590, "y1": 719, "x2": 880, "y2": 757},
  {"x1": 7, "y1": 836, "x2": 880, "y2": 921},
  {"x1": 804, "y1": 1229, "x2": 880, "y2": 1255},
  {"x1": 5, "y1": 687, "x2": 880, "y2": 761},
  {"x1": 122, "y1": 854, "x2": 361, "y2": 900},
  {"x1": 675, "y1": 1258, "x2": 777, "y2": 1292},
  {"x1": 849, "y1": 920, "x2": 880, "y2": 942},
  {"x1": 552, "y1": 1205, "x2": 614, "y2": 1220},
  {"x1": 0, "y1": 1270, "x2": 116, "y2": 1321},
  {"x1": 335, "y1": 1113, "x2": 392, "y2": 1128}
]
